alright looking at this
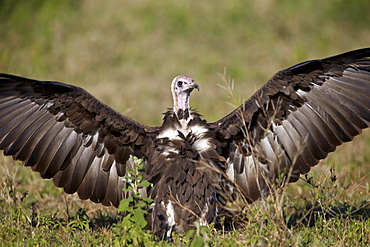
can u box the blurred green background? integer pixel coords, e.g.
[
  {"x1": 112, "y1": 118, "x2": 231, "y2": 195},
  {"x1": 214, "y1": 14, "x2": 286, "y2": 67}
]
[
  {"x1": 0, "y1": 0, "x2": 369, "y2": 204},
  {"x1": 1, "y1": 0, "x2": 369, "y2": 125}
]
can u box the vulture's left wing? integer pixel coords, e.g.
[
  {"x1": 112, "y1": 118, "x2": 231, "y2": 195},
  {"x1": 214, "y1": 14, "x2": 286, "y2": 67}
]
[
  {"x1": 209, "y1": 48, "x2": 370, "y2": 202},
  {"x1": 0, "y1": 74, "x2": 161, "y2": 207}
]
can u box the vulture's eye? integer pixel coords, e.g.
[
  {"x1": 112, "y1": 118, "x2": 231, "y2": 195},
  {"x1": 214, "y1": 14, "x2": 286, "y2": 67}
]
[{"x1": 177, "y1": 81, "x2": 183, "y2": 87}]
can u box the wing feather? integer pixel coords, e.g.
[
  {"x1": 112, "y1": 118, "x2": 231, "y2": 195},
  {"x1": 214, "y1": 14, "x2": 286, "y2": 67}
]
[
  {"x1": 3, "y1": 105, "x2": 49, "y2": 156},
  {"x1": 210, "y1": 48, "x2": 370, "y2": 202},
  {"x1": 0, "y1": 74, "x2": 160, "y2": 207},
  {"x1": 77, "y1": 155, "x2": 101, "y2": 200},
  {"x1": 39, "y1": 128, "x2": 75, "y2": 178},
  {"x1": 12, "y1": 112, "x2": 54, "y2": 161}
]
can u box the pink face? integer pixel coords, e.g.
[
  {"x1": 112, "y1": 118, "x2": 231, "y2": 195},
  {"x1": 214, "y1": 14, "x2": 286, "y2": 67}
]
[{"x1": 172, "y1": 76, "x2": 199, "y2": 96}]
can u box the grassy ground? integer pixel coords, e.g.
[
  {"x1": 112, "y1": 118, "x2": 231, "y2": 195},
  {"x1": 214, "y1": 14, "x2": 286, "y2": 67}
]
[{"x1": 0, "y1": 0, "x2": 369, "y2": 246}]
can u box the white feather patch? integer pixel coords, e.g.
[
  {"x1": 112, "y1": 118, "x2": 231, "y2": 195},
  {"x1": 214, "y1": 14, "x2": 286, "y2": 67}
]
[
  {"x1": 163, "y1": 201, "x2": 176, "y2": 238},
  {"x1": 200, "y1": 203, "x2": 209, "y2": 226},
  {"x1": 162, "y1": 148, "x2": 180, "y2": 156},
  {"x1": 193, "y1": 138, "x2": 211, "y2": 153},
  {"x1": 226, "y1": 162, "x2": 235, "y2": 181},
  {"x1": 157, "y1": 128, "x2": 181, "y2": 140},
  {"x1": 157, "y1": 122, "x2": 212, "y2": 154}
]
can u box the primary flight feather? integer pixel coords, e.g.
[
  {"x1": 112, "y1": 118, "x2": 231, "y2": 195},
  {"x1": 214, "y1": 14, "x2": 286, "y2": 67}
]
[{"x1": 0, "y1": 48, "x2": 370, "y2": 238}]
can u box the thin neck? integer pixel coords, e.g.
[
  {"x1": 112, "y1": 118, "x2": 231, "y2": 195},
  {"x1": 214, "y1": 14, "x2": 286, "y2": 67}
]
[{"x1": 174, "y1": 92, "x2": 190, "y2": 112}]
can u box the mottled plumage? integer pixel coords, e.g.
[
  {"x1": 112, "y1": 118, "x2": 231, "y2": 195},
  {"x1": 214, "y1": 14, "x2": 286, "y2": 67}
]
[{"x1": 0, "y1": 48, "x2": 370, "y2": 238}]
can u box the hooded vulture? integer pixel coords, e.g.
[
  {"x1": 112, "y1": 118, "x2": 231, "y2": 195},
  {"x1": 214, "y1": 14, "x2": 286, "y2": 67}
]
[{"x1": 0, "y1": 48, "x2": 370, "y2": 238}]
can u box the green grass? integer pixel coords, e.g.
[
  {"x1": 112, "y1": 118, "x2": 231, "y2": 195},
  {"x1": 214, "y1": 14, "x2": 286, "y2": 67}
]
[{"x1": 0, "y1": 0, "x2": 369, "y2": 246}]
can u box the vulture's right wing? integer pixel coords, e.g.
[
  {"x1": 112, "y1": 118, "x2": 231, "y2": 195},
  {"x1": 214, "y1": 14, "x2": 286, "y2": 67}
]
[
  {"x1": 209, "y1": 48, "x2": 370, "y2": 202},
  {"x1": 0, "y1": 74, "x2": 161, "y2": 207}
]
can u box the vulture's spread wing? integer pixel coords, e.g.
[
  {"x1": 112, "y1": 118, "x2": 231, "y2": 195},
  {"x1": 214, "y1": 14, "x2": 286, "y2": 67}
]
[
  {"x1": 209, "y1": 48, "x2": 370, "y2": 201},
  {"x1": 0, "y1": 74, "x2": 160, "y2": 207}
]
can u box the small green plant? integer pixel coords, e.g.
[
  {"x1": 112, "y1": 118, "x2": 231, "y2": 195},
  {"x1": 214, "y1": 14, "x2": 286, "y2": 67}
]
[
  {"x1": 185, "y1": 221, "x2": 213, "y2": 247},
  {"x1": 114, "y1": 156, "x2": 154, "y2": 245},
  {"x1": 67, "y1": 208, "x2": 90, "y2": 231}
]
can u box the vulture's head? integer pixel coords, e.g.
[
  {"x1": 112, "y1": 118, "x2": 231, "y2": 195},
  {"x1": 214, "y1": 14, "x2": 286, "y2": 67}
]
[{"x1": 171, "y1": 75, "x2": 199, "y2": 112}]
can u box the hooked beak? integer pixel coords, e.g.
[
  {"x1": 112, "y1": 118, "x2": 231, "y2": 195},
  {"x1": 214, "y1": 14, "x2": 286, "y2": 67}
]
[{"x1": 184, "y1": 82, "x2": 200, "y2": 93}]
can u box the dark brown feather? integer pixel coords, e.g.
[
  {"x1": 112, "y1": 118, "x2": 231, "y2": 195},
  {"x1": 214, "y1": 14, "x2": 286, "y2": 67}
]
[
  {"x1": 0, "y1": 73, "x2": 160, "y2": 207},
  {"x1": 210, "y1": 48, "x2": 370, "y2": 202}
]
